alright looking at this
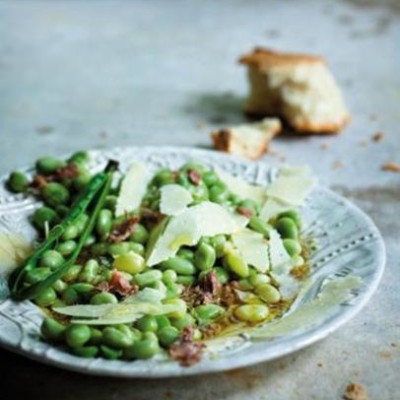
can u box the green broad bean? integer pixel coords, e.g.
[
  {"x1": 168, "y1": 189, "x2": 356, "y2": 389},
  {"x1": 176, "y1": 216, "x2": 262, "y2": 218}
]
[
  {"x1": 209, "y1": 183, "x2": 229, "y2": 204},
  {"x1": 224, "y1": 249, "x2": 249, "y2": 278},
  {"x1": 177, "y1": 248, "x2": 195, "y2": 261},
  {"x1": 62, "y1": 287, "x2": 79, "y2": 305},
  {"x1": 36, "y1": 157, "x2": 65, "y2": 175},
  {"x1": 41, "y1": 318, "x2": 66, "y2": 341},
  {"x1": 7, "y1": 171, "x2": 29, "y2": 193},
  {"x1": 90, "y1": 292, "x2": 118, "y2": 305},
  {"x1": 72, "y1": 170, "x2": 91, "y2": 193},
  {"x1": 165, "y1": 282, "x2": 183, "y2": 299},
  {"x1": 152, "y1": 169, "x2": 176, "y2": 187},
  {"x1": 170, "y1": 313, "x2": 195, "y2": 330},
  {"x1": 102, "y1": 326, "x2": 135, "y2": 349},
  {"x1": 103, "y1": 195, "x2": 118, "y2": 211},
  {"x1": 113, "y1": 252, "x2": 145, "y2": 275},
  {"x1": 164, "y1": 298, "x2": 187, "y2": 320},
  {"x1": 70, "y1": 282, "x2": 95, "y2": 294},
  {"x1": 155, "y1": 315, "x2": 170, "y2": 330},
  {"x1": 56, "y1": 240, "x2": 77, "y2": 256},
  {"x1": 202, "y1": 171, "x2": 219, "y2": 187},
  {"x1": 192, "y1": 328, "x2": 202, "y2": 341},
  {"x1": 124, "y1": 332, "x2": 160, "y2": 360},
  {"x1": 162, "y1": 269, "x2": 178, "y2": 286},
  {"x1": 194, "y1": 243, "x2": 216, "y2": 271},
  {"x1": 238, "y1": 199, "x2": 259, "y2": 215},
  {"x1": 292, "y1": 255, "x2": 305, "y2": 267},
  {"x1": 134, "y1": 270, "x2": 162, "y2": 287},
  {"x1": 34, "y1": 287, "x2": 57, "y2": 307},
  {"x1": 161, "y1": 256, "x2": 196, "y2": 275},
  {"x1": 78, "y1": 260, "x2": 99, "y2": 283},
  {"x1": 176, "y1": 275, "x2": 196, "y2": 286},
  {"x1": 24, "y1": 267, "x2": 51, "y2": 284},
  {"x1": 210, "y1": 235, "x2": 227, "y2": 258},
  {"x1": 109, "y1": 242, "x2": 131, "y2": 256},
  {"x1": 249, "y1": 216, "x2": 272, "y2": 237},
  {"x1": 100, "y1": 345, "x2": 122, "y2": 360},
  {"x1": 96, "y1": 209, "x2": 113, "y2": 239},
  {"x1": 234, "y1": 304, "x2": 270, "y2": 323},
  {"x1": 213, "y1": 266, "x2": 229, "y2": 284},
  {"x1": 83, "y1": 233, "x2": 96, "y2": 247},
  {"x1": 52, "y1": 279, "x2": 67, "y2": 293},
  {"x1": 68, "y1": 151, "x2": 90, "y2": 165},
  {"x1": 275, "y1": 217, "x2": 299, "y2": 240},
  {"x1": 65, "y1": 324, "x2": 92, "y2": 348},
  {"x1": 39, "y1": 250, "x2": 65, "y2": 270},
  {"x1": 41, "y1": 182, "x2": 70, "y2": 207},
  {"x1": 129, "y1": 242, "x2": 145, "y2": 256},
  {"x1": 157, "y1": 326, "x2": 179, "y2": 347},
  {"x1": 136, "y1": 315, "x2": 158, "y2": 333},
  {"x1": 194, "y1": 304, "x2": 225, "y2": 325},
  {"x1": 228, "y1": 193, "x2": 241, "y2": 206},
  {"x1": 188, "y1": 182, "x2": 209, "y2": 202},
  {"x1": 238, "y1": 278, "x2": 253, "y2": 290},
  {"x1": 72, "y1": 345, "x2": 99, "y2": 358},
  {"x1": 62, "y1": 264, "x2": 82, "y2": 282},
  {"x1": 278, "y1": 209, "x2": 302, "y2": 228},
  {"x1": 89, "y1": 327, "x2": 103, "y2": 345},
  {"x1": 75, "y1": 213, "x2": 89, "y2": 235},
  {"x1": 255, "y1": 283, "x2": 281, "y2": 303},
  {"x1": 90, "y1": 242, "x2": 109, "y2": 256},
  {"x1": 130, "y1": 224, "x2": 149, "y2": 244},
  {"x1": 61, "y1": 224, "x2": 79, "y2": 241},
  {"x1": 283, "y1": 238, "x2": 302, "y2": 256},
  {"x1": 32, "y1": 207, "x2": 59, "y2": 230},
  {"x1": 52, "y1": 298, "x2": 66, "y2": 308},
  {"x1": 249, "y1": 273, "x2": 270, "y2": 287}
]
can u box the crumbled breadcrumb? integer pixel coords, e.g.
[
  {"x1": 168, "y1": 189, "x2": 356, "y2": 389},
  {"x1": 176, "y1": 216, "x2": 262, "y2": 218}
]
[
  {"x1": 372, "y1": 132, "x2": 383, "y2": 142},
  {"x1": 381, "y1": 162, "x2": 400, "y2": 172},
  {"x1": 343, "y1": 383, "x2": 369, "y2": 400}
]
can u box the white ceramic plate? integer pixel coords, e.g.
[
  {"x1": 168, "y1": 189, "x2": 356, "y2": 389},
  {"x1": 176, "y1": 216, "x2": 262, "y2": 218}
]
[{"x1": 0, "y1": 146, "x2": 385, "y2": 377}]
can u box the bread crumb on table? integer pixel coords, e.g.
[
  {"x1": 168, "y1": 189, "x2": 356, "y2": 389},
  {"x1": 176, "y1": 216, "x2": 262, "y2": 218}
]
[
  {"x1": 211, "y1": 117, "x2": 281, "y2": 160},
  {"x1": 372, "y1": 132, "x2": 384, "y2": 142},
  {"x1": 343, "y1": 383, "x2": 369, "y2": 400},
  {"x1": 381, "y1": 162, "x2": 400, "y2": 172}
]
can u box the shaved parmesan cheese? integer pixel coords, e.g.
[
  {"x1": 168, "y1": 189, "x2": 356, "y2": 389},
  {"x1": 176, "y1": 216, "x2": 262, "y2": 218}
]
[
  {"x1": 268, "y1": 229, "x2": 291, "y2": 274},
  {"x1": 265, "y1": 166, "x2": 316, "y2": 206},
  {"x1": 216, "y1": 168, "x2": 266, "y2": 204},
  {"x1": 115, "y1": 162, "x2": 152, "y2": 216},
  {"x1": 259, "y1": 197, "x2": 291, "y2": 222},
  {"x1": 159, "y1": 184, "x2": 193, "y2": 216},
  {"x1": 147, "y1": 201, "x2": 246, "y2": 266},
  {"x1": 232, "y1": 230, "x2": 269, "y2": 272},
  {"x1": 270, "y1": 273, "x2": 300, "y2": 298}
]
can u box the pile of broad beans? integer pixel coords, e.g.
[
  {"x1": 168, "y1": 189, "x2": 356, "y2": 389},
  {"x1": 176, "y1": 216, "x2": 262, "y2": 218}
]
[{"x1": 7, "y1": 153, "x2": 305, "y2": 361}]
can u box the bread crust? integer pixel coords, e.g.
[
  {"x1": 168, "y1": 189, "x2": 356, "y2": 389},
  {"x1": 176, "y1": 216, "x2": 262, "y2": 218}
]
[{"x1": 239, "y1": 47, "x2": 324, "y2": 69}]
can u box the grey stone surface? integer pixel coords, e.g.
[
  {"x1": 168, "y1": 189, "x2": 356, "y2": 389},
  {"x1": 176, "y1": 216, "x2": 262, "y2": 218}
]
[{"x1": 0, "y1": 0, "x2": 399, "y2": 399}]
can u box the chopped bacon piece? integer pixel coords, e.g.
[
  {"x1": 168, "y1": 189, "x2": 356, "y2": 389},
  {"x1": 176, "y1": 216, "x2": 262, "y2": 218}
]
[
  {"x1": 140, "y1": 208, "x2": 164, "y2": 227},
  {"x1": 96, "y1": 269, "x2": 138, "y2": 296},
  {"x1": 108, "y1": 216, "x2": 139, "y2": 243},
  {"x1": 31, "y1": 175, "x2": 49, "y2": 189},
  {"x1": 187, "y1": 169, "x2": 202, "y2": 186},
  {"x1": 236, "y1": 206, "x2": 254, "y2": 218},
  {"x1": 200, "y1": 270, "x2": 221, "y2": 298},
  {"x1": 181, "y1": 271, "x2": 222, "y2": 306},
  {"x1": 168, "y1": 326, "x2": 205, "y2": 367},
  {"x1": 53, "y1": 163, "x2": 79, "y2": 180}
]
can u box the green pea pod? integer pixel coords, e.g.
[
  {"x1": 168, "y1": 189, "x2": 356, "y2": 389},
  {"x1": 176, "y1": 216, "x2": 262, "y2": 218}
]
[{"x1": 11, "y1": 160, "x2": 118, "y2": 300}]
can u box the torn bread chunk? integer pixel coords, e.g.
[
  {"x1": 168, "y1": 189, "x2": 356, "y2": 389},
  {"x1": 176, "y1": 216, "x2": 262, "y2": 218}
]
[
  {"x1": 211, "y1": 118, "x2": 281, "y2": 160},
  {"x1": 239, "y1": 48, "x2": 350, "y2": 134}
]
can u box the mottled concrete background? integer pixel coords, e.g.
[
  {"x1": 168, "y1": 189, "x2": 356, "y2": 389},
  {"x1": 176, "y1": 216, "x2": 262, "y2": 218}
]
[{"x1": 0, "y1": 0, "x2": 399, "y2": 399}]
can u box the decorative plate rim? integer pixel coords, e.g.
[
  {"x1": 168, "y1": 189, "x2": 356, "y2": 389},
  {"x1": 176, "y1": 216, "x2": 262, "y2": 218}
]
[{"x1": 0, "y1": 146, "x2": 386, "y2": 378}]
